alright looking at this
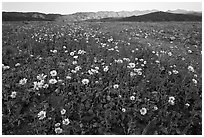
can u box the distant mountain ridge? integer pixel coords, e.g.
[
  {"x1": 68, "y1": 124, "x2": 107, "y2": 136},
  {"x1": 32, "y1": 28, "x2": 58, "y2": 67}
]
[
  {"x1": 91, "y1": 11, "x2": 202, "y2": 22},
  {"x1": 2, "y1": 9, "x2": 202, "y2": 22},
  {"x1": 2, "y1": 12, "x2": 61, "y2": 21},
  {"x1": 58, "y1": 10, "x2": 159, "y2": 22}
]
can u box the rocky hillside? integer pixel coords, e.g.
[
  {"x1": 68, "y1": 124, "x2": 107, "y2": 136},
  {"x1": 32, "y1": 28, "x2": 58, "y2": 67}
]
[{"x1": 2, "y1": 12, "x2": 61, "y2": 21}]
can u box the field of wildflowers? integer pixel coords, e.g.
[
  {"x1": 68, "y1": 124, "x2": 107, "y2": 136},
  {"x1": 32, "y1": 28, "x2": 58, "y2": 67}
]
[{"x1": 2, "y1": 21, "x2": 202, "y2": 135}]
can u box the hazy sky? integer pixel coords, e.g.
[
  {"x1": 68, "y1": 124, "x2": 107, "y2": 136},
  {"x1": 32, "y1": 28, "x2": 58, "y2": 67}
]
[{"x1": 2, "y1": 2, "x2": 202, "y2": 14}]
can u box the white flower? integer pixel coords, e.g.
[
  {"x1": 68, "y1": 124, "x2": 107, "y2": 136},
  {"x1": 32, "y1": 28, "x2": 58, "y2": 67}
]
[
  {"x1": 61, "y1": 109, "x2": 66, "y2": 115},
  {"x1": 130, "y1": 72, "x2": 137, "y2": 77},
  {"x1": 128, "y1": 63, "x2": 136, "y2": 68},
  {"x1": 143, "y1": 61, "x2": 147, "y2": 64},
  {"x1": 2, "y1": 65, "x2": 10, "y2": 70},
  {"x1": 38, "y1": 110, "x2": 46, "y2": 120},
  {"x1": 82, "y1": 79, "x2": 89, "y2": 85},
  {"x1": 10, "y1": 91, "x2": 17, "y2": 98},
  {"x1": 72, "y1": 61, "x2": 77, "y2": 65},
  {"x1": 130, "y1": 95, "x2": 135, "y2": 100},
  {"x1": 71, "y1": 70, "x2": 77, "y2": 73},
  {"x1": 37, "y1": 73, "x2": 47, "y2": 81},
  {"x1": 168, "y1": 96, "x2": 175, "y2": 105},
  {"x1": 103, "y1": 66, "x2": 109, "y2": 72},
  {"x1": 88, "y1": 70, "x2": 94, "y2": 75},
  {"x1": 55, "y1": 127, "x2": 63, "y2": 134},
  {"x1": 70, "y1": 52, "x2": 75, "y2": 56},
  {"x1": 168, "y1": 52, "x2": 172, "y2": 56},
  {"x1": 188, "y1": 66, "x2": 195, "y2": 72},
  {"x1": 33, "y1": 80, "x2": 44, "y2": 90},
  {"x1": 188, "y1": 50, "x2": 192, "y2": 53},
  {"x1": 140, "y1": 108, "x2": 147, "y2": 115},
  {"x1": 66, "y1": 76, "x2": 72, "y2": 79},
  {"x1": 185, "y1": 103, "x2": 190, "y2": 107},
  {"x1": 95, "y1": 66, "x2": 99, "y2": 70},
  {"x1": 73, "y1": 55, "x2": 78, "y2": 59},
  {"x1": 122, "y1": 108, "x2": 126, "y2": 112},
  {"x1": 137, "y1": 71, "x2": 142, "y2": 75},
  {"x1": 15, "y1": 63, "x2": 21, "y2": 67},
  {"x1": 49, "y1": 79, "x2": 57, "y2": 84},
  {"x1": 19, "y1": 78, "x2": 27, "y2": 85},
  {"x1": 43, "y1": 84, "x2": 49, "y2": 89},
  {"x1": 50, "y1": 70, "x2": 57, "y2": 77},
  {"x1": 153, "y1": 106, "x2": 158, "y2": 110},
  {"x1": 53, "y1": 50, "x2": 57, "y2": 53},
  {"x1": 62, "y1": 118, "x2": 70, "y2": 125},
  {"x1": 192, "y1": 79, "x2": 197, "y2": 84},
  {"x1": 55, "y1": 123, "x2": 61, "y2": 127},
  {"x1": 113, "y1": 84, "x2": 119, "y2": 89},
  {"x1": 172, "y1": 70, "x2": 179, "y2": 74}
]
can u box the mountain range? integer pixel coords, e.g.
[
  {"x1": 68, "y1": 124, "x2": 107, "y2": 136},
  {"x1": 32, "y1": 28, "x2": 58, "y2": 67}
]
[{"x1": 2, "y1": 9, "x2": 202, "y2": 22}]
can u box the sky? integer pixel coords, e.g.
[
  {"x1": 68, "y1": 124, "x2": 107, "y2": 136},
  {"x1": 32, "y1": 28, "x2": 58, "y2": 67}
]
[{"x1": 2, "y1": 2, "x2": 202, "y2": 15}]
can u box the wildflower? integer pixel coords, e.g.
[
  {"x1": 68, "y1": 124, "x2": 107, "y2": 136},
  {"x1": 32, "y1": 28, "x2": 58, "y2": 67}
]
[
  {"x1": 139, "y1": 59, "x2": 144, "y2": 62},
  {"x1": 55, "y1": 127, "x2": 63, "y2": 134},
  {"x1": 70, "y1": 52, "x2": 75, "y2": 56},
  {"x1": 37, "y1": 73, "x2": 47, "y2": 81},
  {"x1": 128, "y1": 63, "x2": 136, "y2": 68},
  {"x1": 71, "y1": 70, "x2": 77, "y2": 73},
  {"x1": 2, "y1": 65, "x2": 10, "y2": 70},
  {"x1": 192, "y1": 79, "x2": 197, "y2": 84},
  {"x1": 19, "y1": 78, "x2": 27, "y2": 85},
  {"x1": 73, "y1": 55, "x2": 78, "y2": 59},
  {"x1": 113, "y1": 84, "x2": 119, "y2": 89},
  {"x1": 168, "y1": 71, "x2": 172, "y2": 75},
  {"x1": 61, "y1": 109, "x2": 66, "y2": 115},
  {"x1": 53, "y1": 50, "x2": 57, "y2": 53},
  {"x1": 168, "y1": 52, "x2": 172, "y2": 56},
  {"x1": 43, "y1": 83, "x2": 49, "y2": 89},
  {"x1": 140, "y1": 107, "x2": 147, "y2": 115},
  {"x1": 62, "y1": 118, "x2": 70, "y2": 125},
  {"x1": 185, "y1": 103, "x2": 190, "y2": 107},
  {"x1": 122, "y1": 108, "x2": 126, "y2": 112},
  {"x1": 10, "y1": 91, "x2": 17, "y2": 98},
  {"x1": 66, "y1": 75, "x2": 71, "y2": 79},
  {"x1": 188, "y1": 66, "x2": 195, "y2": 72},
  {"x1": 130, "y1": 72, "x2": 137, "y2": 77},
  {"x1": 103, "y1": 66, "x2": 109, "y2": 72},
  {"x1": 33, "y1": 80, "x2": 44, "y2": 90},
  {"x1": 82, "y1": 79, "x2": 89, "y2": 85},
  {"x1": 50, "y1": 70, "x2": 57, "y2": 77},
  {"x1": 49, "y1": 79, "x2": 57, "y2": 84},
  {"x1": 188, "y1": 50, "x2": 192, "y2": 53},
  {"x1": 15, "y1": 63, "x2": 21, "y2": 67},
  {"x1": 168, "y1": 96, "x2": 175, "y2": 105},
  {"x1": 72, "y1": 61, "x2": 77, "y2": 65},
  {"x1": 153, "y1": 106, "x2": 158, "y2": 110},
  {"x1": 143, "y1": 61, "x2": 147, "y2": 64},
  {"x1": 172, "y1": 70, "x2": 179, "y2": 74},
  {"x1": 130, "y1": 95, "x2": 135, "y2": 100},
  {"x1": 55, "y1": 123, "x2": 61, "y2": 127},
  {"x1": 137, "y1": 71, "x2": 142, "y2": 75},
  {"x1": 95, "y1": 66, "x2": 99, "y2": 70},
  {"x1": 38, "y1": 110, "x2": 46, "y2": 120},
  {"x1": 155, "y1": 60, "x2": 160, "y2": 63}
]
